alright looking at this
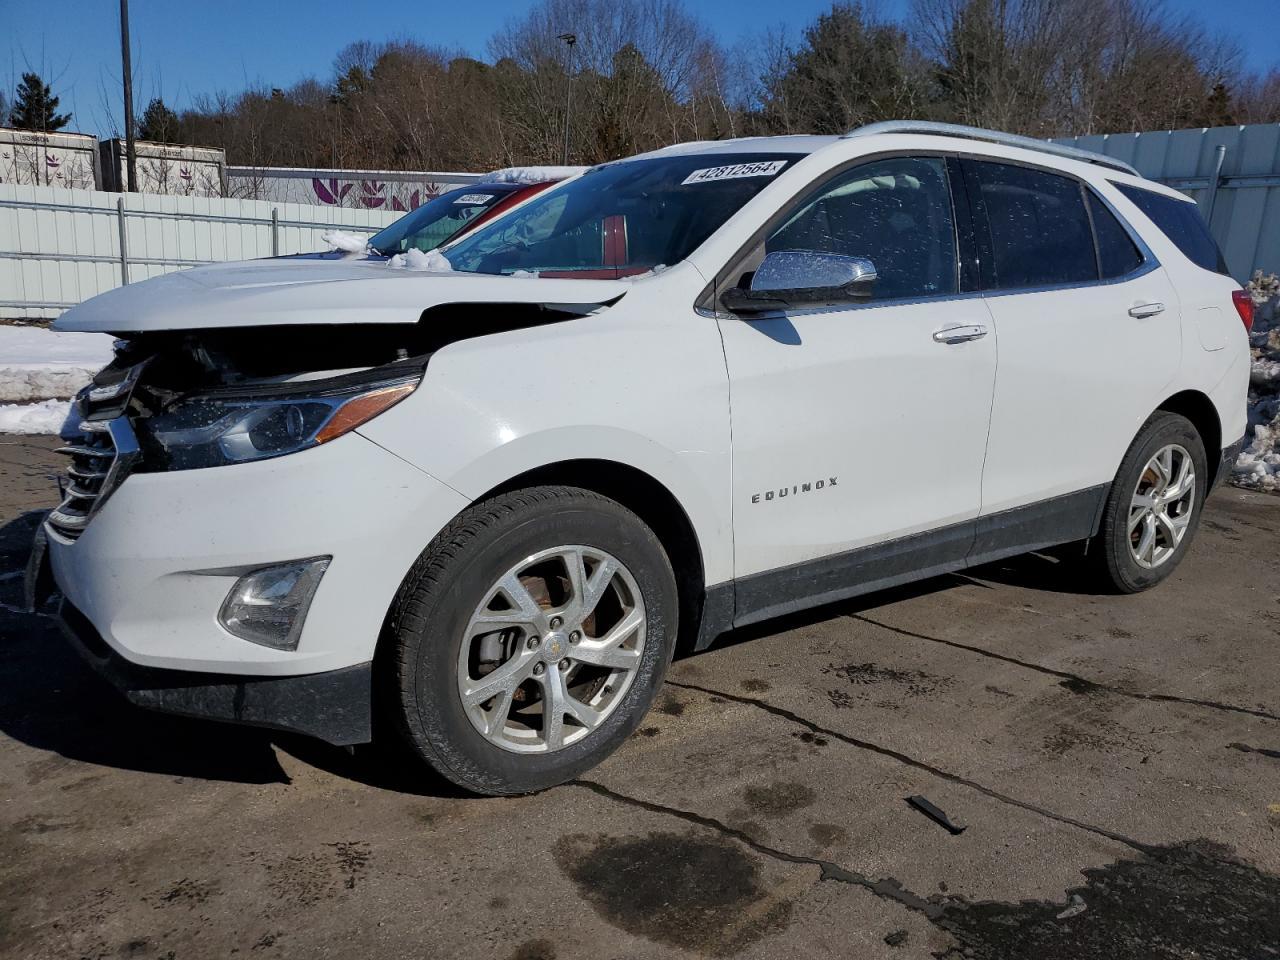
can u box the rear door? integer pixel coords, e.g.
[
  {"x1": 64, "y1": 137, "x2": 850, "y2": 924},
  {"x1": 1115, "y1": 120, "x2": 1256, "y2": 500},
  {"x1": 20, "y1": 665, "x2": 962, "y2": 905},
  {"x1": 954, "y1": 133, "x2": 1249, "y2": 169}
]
[{"x1": 964, "y1": 159, "x2": 1182, "y2": 558}]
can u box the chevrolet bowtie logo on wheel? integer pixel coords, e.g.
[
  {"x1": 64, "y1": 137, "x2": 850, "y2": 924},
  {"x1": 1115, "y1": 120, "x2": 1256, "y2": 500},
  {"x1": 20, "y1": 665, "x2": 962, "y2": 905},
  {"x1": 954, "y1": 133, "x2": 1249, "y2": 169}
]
[{"x1": 752, "y1": 478, "x2": 839, "y2": 504}]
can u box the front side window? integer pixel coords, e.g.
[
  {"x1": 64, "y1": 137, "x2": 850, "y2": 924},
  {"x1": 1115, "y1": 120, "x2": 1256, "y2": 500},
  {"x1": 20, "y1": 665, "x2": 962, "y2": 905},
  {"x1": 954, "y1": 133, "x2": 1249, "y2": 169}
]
[
  {"x1": 443, "y1": 153, "x2": 799, "y2": 277},
  {"x1": 971, "y1": 161, "x2": 1096, "y2": 290},
  {"x1": 765, "y1": 156, "x2": 958, "y2": 300},
  {"x1": 369, "y1": 186, "x2": 518, "y2": 255},
  {"x1": 1113, "y1": 183, "x2": 1228, "y2": 275}
]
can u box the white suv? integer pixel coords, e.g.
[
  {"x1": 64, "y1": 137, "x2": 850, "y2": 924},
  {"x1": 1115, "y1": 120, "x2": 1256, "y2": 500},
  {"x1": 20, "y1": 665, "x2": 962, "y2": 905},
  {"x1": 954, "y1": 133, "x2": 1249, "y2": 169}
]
[{"x1": 36, "y1": 122, "x2": 1251, "y2": 794}]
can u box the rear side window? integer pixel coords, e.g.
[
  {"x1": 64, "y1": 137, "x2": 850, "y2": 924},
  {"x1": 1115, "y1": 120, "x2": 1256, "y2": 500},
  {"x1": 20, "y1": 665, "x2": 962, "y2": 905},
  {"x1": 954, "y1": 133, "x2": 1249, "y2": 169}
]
[
  {"x1": 1112, "y1": 183, "x2": 1228, "y2": 275},
  {"x1": 1087, "y1": 192, "x2": 1144, "y2": 279},
  {"x1": 969, "y1": 161, "x2": 1097, "y2": 289}
]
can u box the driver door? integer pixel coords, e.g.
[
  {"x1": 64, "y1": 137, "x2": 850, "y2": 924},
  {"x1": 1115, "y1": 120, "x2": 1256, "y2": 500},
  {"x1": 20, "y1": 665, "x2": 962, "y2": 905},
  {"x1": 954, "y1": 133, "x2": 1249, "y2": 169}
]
[{"x1": 716, "y1": 155, "x2": 998, "y2": 622}]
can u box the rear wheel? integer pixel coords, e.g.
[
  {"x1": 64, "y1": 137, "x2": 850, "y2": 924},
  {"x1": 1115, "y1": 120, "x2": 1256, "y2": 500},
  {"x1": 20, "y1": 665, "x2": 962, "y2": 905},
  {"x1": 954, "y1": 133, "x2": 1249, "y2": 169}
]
[
  {"x1": 385, "y1": 486, "x2": 678, "y2": 795},
  {"x1": 1091, "y1": 412, "x2": 1207, "y2": 593}
]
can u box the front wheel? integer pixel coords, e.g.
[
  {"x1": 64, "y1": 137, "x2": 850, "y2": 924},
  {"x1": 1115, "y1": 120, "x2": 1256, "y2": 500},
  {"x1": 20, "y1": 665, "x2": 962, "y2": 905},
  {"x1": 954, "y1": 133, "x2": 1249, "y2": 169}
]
[
  {"x1": 385, "y1": 486, "x2": 678, "y2": 795},
  {"x1": 1090, "y1": 412, "x2": 1207, "y2": 593}
]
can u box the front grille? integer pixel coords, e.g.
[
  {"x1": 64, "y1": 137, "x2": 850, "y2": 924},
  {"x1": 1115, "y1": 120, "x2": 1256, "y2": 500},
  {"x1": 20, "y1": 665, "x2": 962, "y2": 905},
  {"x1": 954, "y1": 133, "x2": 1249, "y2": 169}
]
[{"x1": 47, "y1": 366, "x2": 144, "y2": 541}]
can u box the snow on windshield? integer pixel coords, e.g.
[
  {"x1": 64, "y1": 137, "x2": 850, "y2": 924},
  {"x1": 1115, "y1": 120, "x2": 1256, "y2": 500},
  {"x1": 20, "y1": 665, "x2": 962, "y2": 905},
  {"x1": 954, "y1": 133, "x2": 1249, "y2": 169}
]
[
  {"x1": 321, "y1": 230, "x2": 371, "y2": 254},
  {"x1": 486, "y1": 166, "x2": 586, "y2": 184}
]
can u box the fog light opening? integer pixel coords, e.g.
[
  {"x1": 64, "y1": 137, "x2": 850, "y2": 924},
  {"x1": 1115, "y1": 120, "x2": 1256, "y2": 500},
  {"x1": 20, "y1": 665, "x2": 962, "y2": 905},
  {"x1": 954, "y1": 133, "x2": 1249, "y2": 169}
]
[{"x1": 219, "y1": 556, "x2": 331, "y2": 651}]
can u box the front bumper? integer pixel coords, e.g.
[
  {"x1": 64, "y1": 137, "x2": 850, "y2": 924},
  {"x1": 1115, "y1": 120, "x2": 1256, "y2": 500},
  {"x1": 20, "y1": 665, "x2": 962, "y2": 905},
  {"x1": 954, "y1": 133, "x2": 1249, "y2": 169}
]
[
  {"x1": 58, "y1": 599, "x2": 372, "y2": 744},
  {"x1": 46, "y1": 431, "x2": 469, "y2": 676}
]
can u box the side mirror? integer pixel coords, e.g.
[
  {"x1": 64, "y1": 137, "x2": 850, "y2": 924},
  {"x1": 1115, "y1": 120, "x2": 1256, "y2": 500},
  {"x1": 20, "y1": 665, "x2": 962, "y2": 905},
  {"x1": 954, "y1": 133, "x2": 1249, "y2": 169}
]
[{"x1": 720, "y1": 251, "x2": 877, "y2": 315}]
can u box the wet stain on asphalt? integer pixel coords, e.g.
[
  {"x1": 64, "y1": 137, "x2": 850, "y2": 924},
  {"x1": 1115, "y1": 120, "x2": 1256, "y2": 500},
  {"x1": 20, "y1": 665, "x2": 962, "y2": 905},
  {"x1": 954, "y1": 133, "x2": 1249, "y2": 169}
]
[
  {"x1": 13, "y1": 814, "x2": 77, "y2": 835},
  {"x1": 1041, "y1": 723, "x2": 1124, "y2": 757},
  {"x1": 554, "y1": 831, "x2": 792, "y2": 957},
  {"x1": 807, "y1": 823, "x2": 849, "y2": 847},
  {"x1": 792, "y1": 730, "x2": 829, "y2": 747},
  {"x1": 822, "y1": 662, "x2": 952, "y2": 709},
  {"x1": 935, "y1": 841, "x2": 1280, "y2": 959},
  {"x1": 741, "y1": 678, "x2": 771, "y2": 693},
  {"x1": 743, "y1": 781, "x2": 816, "y2": 818},
  {"x1": 156, "y1": 877, "x2": 217, "y2": 908},
  {"x1": 1058, "y1": 676, "x2": 1106, "y2": 696},
  {"x1": 508, "y1": 938, "x2": 556, "y2": 960},
  {"x1": 657, "y1": 696, "x2": 686, "y2": 717}
]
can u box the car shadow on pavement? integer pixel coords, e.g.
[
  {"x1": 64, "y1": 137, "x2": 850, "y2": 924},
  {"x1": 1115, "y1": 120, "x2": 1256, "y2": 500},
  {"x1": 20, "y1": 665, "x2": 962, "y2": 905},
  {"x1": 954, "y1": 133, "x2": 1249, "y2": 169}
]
[
  {"x1": 688, "y1": 548, "x2": 1104, "y2": 657},
  {"x1": 0, "y1": 510, "x2": 466, "y2": 796},
  {"x1": 962, "y1": 547, "x2": 1109, "y2": 595}
]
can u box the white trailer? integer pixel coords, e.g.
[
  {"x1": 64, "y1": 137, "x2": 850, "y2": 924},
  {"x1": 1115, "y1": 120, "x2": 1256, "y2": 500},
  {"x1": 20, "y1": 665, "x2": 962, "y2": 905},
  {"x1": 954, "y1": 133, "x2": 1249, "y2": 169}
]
[
  {"x1": 226, "y1": 166, "x2": 484, "y2": 211},
  {"x1": 0, "y1": 128, "x2": 99, "y2": 190}
]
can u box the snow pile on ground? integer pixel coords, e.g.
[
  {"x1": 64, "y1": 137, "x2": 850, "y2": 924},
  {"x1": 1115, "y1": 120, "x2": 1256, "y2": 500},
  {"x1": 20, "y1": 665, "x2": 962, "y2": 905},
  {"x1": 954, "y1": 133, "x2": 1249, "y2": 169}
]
[
  {"x1": 388, "y1": 248, "x2": 454, "y2": 272},
  {"x1": 0, "y1": 325, "x2": 115, "y2": 403},
  {"x1": 1232, "y1": 271, "x2": 1280, "y2": 493},
  {"x1": 485, "y1": 166, "x2": 586, "y2": 185},
  {"x1": 321, "y1": 229, "x2": 371, "y2": 254},
  {"x1": 0, "y1": 398, "x2": 72, "y2": 435}
]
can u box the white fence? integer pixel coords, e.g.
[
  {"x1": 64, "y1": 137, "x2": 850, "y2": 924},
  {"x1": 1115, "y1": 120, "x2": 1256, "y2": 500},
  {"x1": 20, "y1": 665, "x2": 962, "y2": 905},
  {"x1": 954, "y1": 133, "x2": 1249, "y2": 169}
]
[
  {"x1": 1052, "y1": 123, "x2": 1280, "y2": 283},
  {"x1": 0, "y1": 184, "x2": 402, "y2": 321}
]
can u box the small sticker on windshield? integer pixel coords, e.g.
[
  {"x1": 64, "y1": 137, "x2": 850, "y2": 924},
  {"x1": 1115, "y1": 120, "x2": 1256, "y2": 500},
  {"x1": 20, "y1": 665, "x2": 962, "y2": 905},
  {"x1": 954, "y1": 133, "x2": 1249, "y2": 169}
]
[
  {"x1": 454, "y1": 194, "x2": 495, "y2": 204},
  {"x1": 681, "y1": 161, "x2": 788, "y2": 185}
]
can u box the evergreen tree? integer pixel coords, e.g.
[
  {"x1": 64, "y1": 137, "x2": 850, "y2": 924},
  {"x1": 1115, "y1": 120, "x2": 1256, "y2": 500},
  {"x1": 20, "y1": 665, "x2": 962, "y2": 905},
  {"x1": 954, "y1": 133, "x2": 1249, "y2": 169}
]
[
  {"x1": 138, "y1": 97, "x2": 181, "y2": 142},
  {"x1": 7, "y1": 72, "x2": 71, "y2": 131}
]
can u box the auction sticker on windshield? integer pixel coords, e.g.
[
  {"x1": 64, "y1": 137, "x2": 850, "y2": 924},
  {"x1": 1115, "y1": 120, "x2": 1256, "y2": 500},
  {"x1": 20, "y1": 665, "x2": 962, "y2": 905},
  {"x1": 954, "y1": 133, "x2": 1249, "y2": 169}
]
[
  {"x1": 454, "y1": 194, "x2": 496, "y2": 204},
  {"x1": 681, "y1": 160, "x2": 788, "y2": 185}
]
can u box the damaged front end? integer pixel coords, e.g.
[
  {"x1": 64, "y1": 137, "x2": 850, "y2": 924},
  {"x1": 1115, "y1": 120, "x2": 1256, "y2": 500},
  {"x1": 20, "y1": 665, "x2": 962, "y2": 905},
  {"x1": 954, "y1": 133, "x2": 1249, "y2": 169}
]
[
  {"x1": 48, "y1": 324, "x2": 430, "y2": 540},
  {"x1": 48, "y1": 304, "x2": 586, "y2": 541}
]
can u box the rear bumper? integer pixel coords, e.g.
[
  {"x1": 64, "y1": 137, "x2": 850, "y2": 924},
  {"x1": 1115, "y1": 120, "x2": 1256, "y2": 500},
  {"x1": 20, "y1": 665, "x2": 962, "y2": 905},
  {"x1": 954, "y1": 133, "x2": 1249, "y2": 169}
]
[
  {"x1": 1214, "y1": 434, "x2": 1245, "y2": 490},
  {"x1": 58, "y1": 599, "x2": 372, "y2": 745}
]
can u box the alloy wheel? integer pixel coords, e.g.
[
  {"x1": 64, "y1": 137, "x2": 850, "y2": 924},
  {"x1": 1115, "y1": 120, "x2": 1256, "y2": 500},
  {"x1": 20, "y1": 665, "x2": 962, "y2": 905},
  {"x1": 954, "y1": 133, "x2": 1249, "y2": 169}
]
[
  {"x1": 456, "y1": 545, "x2": 646, "y2": 753},
  {"x1": 1128, "y1": 443, "x2": 1196, "y2": 569}
]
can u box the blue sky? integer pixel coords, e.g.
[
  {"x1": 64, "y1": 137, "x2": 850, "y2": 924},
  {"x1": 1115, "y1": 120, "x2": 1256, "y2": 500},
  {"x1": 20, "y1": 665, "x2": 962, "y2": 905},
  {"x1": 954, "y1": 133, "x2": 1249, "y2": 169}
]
[{"x1": 5, "y1": 0, "x2": 1279, "y2": 138}]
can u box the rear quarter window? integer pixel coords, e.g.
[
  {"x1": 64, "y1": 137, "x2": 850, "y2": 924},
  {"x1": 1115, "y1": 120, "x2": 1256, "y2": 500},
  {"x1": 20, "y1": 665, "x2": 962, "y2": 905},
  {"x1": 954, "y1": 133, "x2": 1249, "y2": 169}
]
[
  {"x1": 1086, "y1": 191, "x2": 1144, "y2": 279},
  {"x1": 1112, "y1": 183, "x2": 1229, "y2": 275}
]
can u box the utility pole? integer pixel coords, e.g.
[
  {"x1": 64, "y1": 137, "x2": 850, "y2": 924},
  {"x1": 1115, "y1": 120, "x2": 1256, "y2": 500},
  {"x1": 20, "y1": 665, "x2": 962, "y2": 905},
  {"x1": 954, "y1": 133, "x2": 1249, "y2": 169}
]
[
  {"x1": 557, "y1": 33, "x2": 576, "y2": 166},
  {"x1": 119, "y1": 0, "x2": 138, "y2": 191}
]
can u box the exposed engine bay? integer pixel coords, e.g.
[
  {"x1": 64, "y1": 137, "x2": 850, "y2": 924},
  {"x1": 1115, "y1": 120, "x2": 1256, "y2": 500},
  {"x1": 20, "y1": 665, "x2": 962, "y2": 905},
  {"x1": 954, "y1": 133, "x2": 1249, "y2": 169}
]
[{"x1": 80, "y1": 302, "x2": 588, "y2": 473}]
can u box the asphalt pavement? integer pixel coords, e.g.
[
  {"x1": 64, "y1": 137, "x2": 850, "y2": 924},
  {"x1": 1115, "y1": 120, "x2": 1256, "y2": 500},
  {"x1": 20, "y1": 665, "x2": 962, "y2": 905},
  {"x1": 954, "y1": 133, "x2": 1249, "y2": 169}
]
[{"x1": 2, "y1": 433, "x2": 1278, "y2": 959}]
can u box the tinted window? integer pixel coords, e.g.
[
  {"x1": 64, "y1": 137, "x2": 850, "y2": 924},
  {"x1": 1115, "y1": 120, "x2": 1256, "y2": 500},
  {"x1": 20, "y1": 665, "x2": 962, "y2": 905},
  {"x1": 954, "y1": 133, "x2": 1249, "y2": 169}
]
[
  {"x1": 445, "y1": 153, "x2": 797, "y2": 277},
  {"x1": 765, "y1": 156, "x2": 957, "y2": 300},
  {"x1": 1113, "y1": 183, "x2": 1228, "y2": 275},
  {"x1": 972, "y1": 161, "x2": 1096, "y2": 289},
  {"x1": 1087, "y1": 191, "x2": 1144, "y2": 278}
]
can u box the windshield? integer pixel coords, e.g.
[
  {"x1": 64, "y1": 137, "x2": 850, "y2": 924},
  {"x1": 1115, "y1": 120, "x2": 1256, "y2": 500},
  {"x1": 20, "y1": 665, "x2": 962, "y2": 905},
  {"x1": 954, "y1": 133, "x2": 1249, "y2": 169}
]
[
  {"x1": 369, "y1": 185, "x2": 518, "y2": 255},
  {"x1": 442, "y1": 153, "x2": 799, "y2": 277}
]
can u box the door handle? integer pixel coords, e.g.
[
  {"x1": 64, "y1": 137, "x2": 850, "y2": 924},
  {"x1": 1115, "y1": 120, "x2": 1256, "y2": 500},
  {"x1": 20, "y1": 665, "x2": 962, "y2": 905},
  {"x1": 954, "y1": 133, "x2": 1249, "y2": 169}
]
[
  {"x1": 1128, "y1": 302, "x2": 1165, "y2": 318},
  {"x1": 932, "y1": 323, "x2": 988, "y2": 344}
]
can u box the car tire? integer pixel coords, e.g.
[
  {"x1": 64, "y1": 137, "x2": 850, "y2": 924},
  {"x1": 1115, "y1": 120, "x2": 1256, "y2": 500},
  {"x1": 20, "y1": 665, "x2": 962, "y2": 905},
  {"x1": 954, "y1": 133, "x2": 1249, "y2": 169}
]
[
  {"x1": 384, "y1": 485, "x2": 678, "y2": 795},
  {"x1": 1090, "y1": 411, "x2": 1207, "y2": 594}
]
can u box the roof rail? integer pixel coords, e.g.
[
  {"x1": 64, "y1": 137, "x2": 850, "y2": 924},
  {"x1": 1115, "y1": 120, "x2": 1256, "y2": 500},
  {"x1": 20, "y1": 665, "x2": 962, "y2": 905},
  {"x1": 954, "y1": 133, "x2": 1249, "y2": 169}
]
[{"x1": 842, "y1": 121, "x2": 1140, "y2": 176}]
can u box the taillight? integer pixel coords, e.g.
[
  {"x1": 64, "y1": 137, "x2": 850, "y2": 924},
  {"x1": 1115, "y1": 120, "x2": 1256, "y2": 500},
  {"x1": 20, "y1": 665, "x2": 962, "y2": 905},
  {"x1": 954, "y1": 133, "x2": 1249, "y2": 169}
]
[{"x1": 1232, "y1": 289, "x2": 1255, "y2": 332}]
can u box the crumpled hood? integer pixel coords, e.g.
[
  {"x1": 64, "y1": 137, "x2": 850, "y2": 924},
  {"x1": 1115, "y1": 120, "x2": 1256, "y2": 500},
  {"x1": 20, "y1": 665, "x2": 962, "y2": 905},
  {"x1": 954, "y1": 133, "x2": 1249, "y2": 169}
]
[{"x1": 53, "y1": 257, "x2": 630, "y2": 333}]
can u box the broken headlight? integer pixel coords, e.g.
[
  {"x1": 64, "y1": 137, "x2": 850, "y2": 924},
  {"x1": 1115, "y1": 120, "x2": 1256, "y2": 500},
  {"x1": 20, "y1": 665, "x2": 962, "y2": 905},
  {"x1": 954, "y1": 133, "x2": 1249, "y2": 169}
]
[{"x1": 138, "y1": 375, "x2": 418, "y2": 470}]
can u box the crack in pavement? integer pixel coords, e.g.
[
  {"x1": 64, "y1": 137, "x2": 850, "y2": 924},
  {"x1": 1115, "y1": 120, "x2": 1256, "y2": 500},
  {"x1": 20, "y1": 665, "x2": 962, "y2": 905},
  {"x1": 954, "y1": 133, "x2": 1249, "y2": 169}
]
[
  {"x1": 851, "y1": 614, "x2": 1280, "y2": 724},
  {"x1": 1226, "y1": 742, "x2": 1280, "y2": 760},
  {"x1": 571, "y1": 778, "x2": 944, "y2": 919},
  {"x1": 665, "y1": 679, "x2": 1149, "y2": 855}
]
